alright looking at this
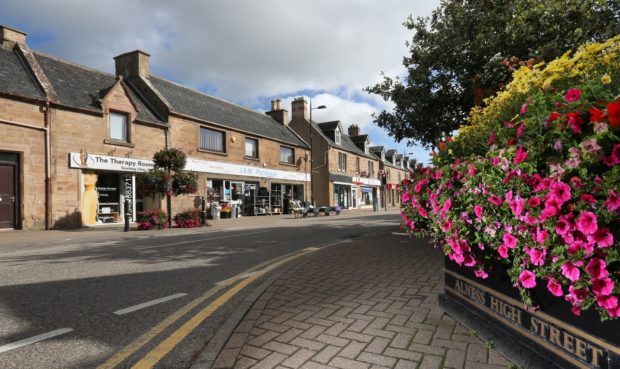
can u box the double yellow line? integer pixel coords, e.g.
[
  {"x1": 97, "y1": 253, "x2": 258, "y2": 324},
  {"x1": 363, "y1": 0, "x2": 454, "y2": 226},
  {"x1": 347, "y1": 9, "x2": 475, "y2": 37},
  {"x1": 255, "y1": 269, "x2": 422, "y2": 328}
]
[{"x1": 97, "y1": 247, "x2": 321, "y2": 369}]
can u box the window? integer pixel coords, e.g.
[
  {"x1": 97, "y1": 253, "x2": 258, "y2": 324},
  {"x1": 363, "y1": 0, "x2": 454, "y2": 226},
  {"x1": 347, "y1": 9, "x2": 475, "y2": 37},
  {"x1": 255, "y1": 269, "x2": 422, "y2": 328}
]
[
  {"x1": 335, "y1": 129, "x2": 341, "y2": 145},
  {"x1": 200, "y1": 127, "x2": 225, "y2": 152},
  {"x1": 280, "y1": 146, "x2": 294, "y2": 164},
  {"x1": 356, "y1": 157, "x2": 360, "y2": 174},
  {"x1": 338, "y1": 152, "x2": 347, "y2": 172},
  {"x1": 368, "y1": 161, "x2": 374, "y2": 177},
  {"x1": 245, "y1": 137, "x2": 258, "y2": 158},
  {"x1": 109, "y1": 112, "x2": 128, "y2": 142}
]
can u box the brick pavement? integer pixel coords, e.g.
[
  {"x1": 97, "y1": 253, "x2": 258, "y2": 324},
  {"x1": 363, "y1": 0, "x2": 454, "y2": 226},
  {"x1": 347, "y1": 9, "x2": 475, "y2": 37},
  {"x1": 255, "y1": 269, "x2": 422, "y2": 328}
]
[{"x1": 211, "y1": 231, "x2": 512, "y2": 369}]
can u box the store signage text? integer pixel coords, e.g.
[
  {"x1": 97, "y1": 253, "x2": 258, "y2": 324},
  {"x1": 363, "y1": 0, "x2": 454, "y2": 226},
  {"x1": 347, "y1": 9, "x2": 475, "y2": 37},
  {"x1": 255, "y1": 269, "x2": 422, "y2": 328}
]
[
  {"x1": 447, "y1": 273, "x2": 606, "y2": 368},
  {"x1": 70, "y1": 152, "x2": 154, "y2": 173},
  {"x1": 186, "y1": 158, "x2": 310, "y2": 182}
]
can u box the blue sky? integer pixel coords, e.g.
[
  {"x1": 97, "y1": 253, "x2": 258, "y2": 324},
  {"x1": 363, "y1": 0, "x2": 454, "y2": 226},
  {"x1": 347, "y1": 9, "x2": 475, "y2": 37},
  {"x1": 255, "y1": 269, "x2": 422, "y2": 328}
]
[{"x1": 2, "y1": 0, "x2": 440, "y2": 164}]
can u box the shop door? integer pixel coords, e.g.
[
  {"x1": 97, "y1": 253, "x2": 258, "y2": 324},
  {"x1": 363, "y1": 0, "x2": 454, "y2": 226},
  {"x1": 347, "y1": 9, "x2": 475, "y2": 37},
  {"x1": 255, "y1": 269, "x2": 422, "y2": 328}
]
[{"x1": 0, "y1": 164, "x2": 16, "y2": 229}]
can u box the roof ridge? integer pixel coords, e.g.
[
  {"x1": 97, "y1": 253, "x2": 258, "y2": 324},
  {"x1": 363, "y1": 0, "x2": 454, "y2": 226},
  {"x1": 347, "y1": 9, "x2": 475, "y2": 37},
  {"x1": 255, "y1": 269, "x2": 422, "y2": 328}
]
[
  {"x1": 150, "y1": 75, "x2": 276, "y2": 121},
  {"x1": 33, "y1": 50, "x2": 116, "y2": 79}
]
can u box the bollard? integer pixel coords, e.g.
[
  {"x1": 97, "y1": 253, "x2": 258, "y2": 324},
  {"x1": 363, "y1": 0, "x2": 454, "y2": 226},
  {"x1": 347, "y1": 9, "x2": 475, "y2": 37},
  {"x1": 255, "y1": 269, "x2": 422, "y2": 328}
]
[
  {"x1": 201, "y1": 196, "x2": 207, "y2": 226},
  {"x1": 124, "y1": 198, "x2": 130, "y2": 232}
]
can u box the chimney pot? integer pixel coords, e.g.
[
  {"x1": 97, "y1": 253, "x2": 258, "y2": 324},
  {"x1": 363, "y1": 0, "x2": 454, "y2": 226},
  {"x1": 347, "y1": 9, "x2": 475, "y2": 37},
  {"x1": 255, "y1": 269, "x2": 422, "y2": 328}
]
[
  {"x1": 114, "y1": 50, "x2": 151, "y2": 79},
  {"x1": 1, "y1": 25, "x2": 27, "y2": 50},
  {"x1": 270, "y1": 100, "x2": 276, "y2": 111},
  {"x1": 266, "y1": 98, "x2": 289, "y2": 125},
  {"x1": 276, "y1": 99, "x2": 282, "y2": 110},
  {"x1": 291, "y1": 97, "x2": 309, "y2": 121},
  {"x1": 348, "y1": 124, "x2": 360, "y2": 137}
]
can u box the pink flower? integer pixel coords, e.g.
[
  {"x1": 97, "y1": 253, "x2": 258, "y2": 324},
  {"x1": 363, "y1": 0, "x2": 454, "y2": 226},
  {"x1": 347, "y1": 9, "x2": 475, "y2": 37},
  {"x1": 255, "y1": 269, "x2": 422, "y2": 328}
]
[
  {"x1": 475, "y1": 269, "x2": 489, "y2": 279},
  {"x1": 488, "y1": 195, "x2": 503, "y2": 206},
  {"x1": 586, "y1": 258, "x2": 609, "y2": 279},
  {"x1": 564, "y1": 88, "x2": 581, "y2": 102},
  {"x1": 549, "y1": 181, "x2": 572, "y2": 204},
  {"x1": 533, "y1": 228, "x2": 549, "y2": 244},
  {"x1": 555, "y1": 218, "x2": 571, "y2": 235},
  {"x1": 588, "y1": 228, "x2": 613, "y2": 248},
  {"x1": 502, "y1": 233, "x2": 517, "y2": 249},
  {"x1": 441, "y1": 220, "x2": 453, "y2": 232},
  {"x1": 519, "y1": 270, "x2": 537, "y2": 289},
  {"x1": 474, "y1": 205, "x2": 483, "y2": 220},
  {"x1": 592, "y1": 278, "x2": 615, "y2": 296},
  {"x1": 527, "y1": 247, "x2": 546, "y2": 266},
  {"x1": 402, "y1": 191, "x2": 410, "y2": 203},
  {"x1": 513, "y1": 145, "x2": 528, "y2": 165},
  {"x1": 487, "y1": 132, "x2": 496, "y2": 146},
  {"x1": 580, "y1": 194, "x2": 595, "y2": 204},
  {"x1": 605, "y1": 190, "x2": 620, "y2": 211},
  {"x1": 547, "y1": 278, "x2": 564, "y2": 297},
  {"x1": 561, "y1": 262, "x2": 581, "y2": 282},
  {"x1": 528, "y1": 197, "x2": 542, "y2": 207},
  {"x1": 516, "y1": 124, "x2": 525, "y2": 138},
  {"x1": 576, "y1": 211, "x2": 598, "y2": 235},
  {"x1": 498, "y1": 245, "x2": 509, "y2": 259},
  {"x1": 567, "y1": 285, "x2": 588, "y2": 304},
  {"x1": 596, "y1": 295, "x2": 618, "y2": 310}
]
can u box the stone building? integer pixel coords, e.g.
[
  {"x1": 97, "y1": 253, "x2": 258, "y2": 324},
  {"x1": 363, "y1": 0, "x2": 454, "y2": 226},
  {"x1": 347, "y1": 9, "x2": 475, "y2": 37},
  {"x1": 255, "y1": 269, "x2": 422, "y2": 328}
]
[
  {"x1": 288, "y1": 98, "x2": 381, "y2": 209},
  {"x1": 369, "y1": 146, "x2": 411, "y2": 208},
  {"x1": 0, "y1": 25, "x2": 309, "y2": 229}
]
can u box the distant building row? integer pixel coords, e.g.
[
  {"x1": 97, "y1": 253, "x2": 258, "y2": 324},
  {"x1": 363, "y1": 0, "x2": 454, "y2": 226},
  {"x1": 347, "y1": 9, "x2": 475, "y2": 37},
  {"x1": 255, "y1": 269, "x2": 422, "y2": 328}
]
[{"x1": 0, "y1": 25, "x2": 413, "y2": 230}]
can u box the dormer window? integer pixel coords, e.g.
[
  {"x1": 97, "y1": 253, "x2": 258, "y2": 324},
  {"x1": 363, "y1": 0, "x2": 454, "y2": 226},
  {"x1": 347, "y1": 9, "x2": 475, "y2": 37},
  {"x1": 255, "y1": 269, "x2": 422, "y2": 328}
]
[
  {"x1": 381, "y1": 152, "x2": 385, "y2": 161},
  {"x1": 364, "y1": 145, "x2": 369, "y2": 154},
  {"x1": 335, "y1": 129, "x2": 341, "y2": 145}
]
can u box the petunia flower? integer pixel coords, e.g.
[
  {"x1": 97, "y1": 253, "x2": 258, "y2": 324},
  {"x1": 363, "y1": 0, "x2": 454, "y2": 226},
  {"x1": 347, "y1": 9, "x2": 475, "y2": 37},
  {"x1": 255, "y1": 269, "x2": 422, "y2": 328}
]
[
  {"x1": 576, "y1": 211, "x2": 598, "y2": 235},
  {"x1": 564, "y1": 88, "x2": 581, "y2": 102},
  {"x1": 502, "y1": 233, "x2": 518, "y2": 249},
  {"x1": 519, "y1": 270, "x2": 537, "y2": 289},
  {"x1": 592, "y1": 278, "x2": 614, "y2": 296},
  {"x1": 475, "y1": 269, "x2": 488, "y2": 279},
  {"x1": 596, "y1": 295, "x2": 618, "y2": 310},
  {"x1": 561, "y1": 262, "x2": 581, "y2": 282},
  {"x1": 588, "y1": 228, "x2": 613, "y2": 248},
  {"x1": 547, "y1": 278, "x2": 563, "y2": 297}
]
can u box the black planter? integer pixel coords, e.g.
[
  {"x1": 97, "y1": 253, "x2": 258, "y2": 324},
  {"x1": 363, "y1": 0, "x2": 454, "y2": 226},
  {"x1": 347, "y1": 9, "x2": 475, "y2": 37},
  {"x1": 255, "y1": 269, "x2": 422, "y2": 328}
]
[{"x1": 440, "y1": 257, "x2": 620, "y2": 369}]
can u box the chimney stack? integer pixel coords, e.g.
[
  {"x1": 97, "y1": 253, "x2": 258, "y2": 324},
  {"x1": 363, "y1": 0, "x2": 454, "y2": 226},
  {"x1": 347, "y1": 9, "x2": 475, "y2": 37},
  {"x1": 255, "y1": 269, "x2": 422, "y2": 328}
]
[
  {"x1": 291, "y1": 97, "x2": 309, "y2": 121},
  {"x1": 348, "y1": 124, "x2": 360, "y2": 137},
  {"x1": 114, "y1": 50, "x2": 151, "y2": 79},
  {"x1": 266, "y1": 98, "x2": 289, "y2": 126},
  {"x1": 1, "y1": 25, "x2": 27, "y2": 50}
]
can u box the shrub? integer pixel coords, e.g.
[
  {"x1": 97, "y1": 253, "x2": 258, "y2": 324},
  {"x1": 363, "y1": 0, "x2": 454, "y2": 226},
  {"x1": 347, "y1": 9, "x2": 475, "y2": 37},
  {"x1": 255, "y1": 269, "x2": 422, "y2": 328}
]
[
  {"x1": 173, "y1": 208, "x2": 202, "y2": 228},
  {"x1": 401, "y1": 37, "x2": 620, "y2": 320},
  {"x1": 136, "y1": 208, "x2": 168, "y2": 230}
]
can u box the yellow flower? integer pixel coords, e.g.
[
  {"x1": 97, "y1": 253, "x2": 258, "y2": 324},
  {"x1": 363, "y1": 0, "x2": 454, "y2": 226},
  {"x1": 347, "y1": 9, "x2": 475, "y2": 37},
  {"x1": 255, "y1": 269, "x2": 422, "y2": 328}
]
[{"x1": 601, "y1": 74, "x2": 612, "y2": 84}]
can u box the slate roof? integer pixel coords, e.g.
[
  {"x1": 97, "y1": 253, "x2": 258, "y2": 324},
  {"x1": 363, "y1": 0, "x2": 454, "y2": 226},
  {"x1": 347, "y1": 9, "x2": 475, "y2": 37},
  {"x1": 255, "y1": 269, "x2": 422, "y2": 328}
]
[
  {"x1": 314, "y1": 120, "x2": 375, "y2": 160},
  {"x1": 0, "y1": 47, "x2": 44, "y2": 99},
  {"x1": 33, "y1": 52, "x2": 163, "y2": 125},
  {"x1": 148, "y1": 76, "x2": 307, "y2": 148},
  {"x1": 350, "y1": 134, "x2": 369, "y2": 144},
  {"x1": 369, "y1": 146, "x2": 385, "y2": 153},
  {"x1": 317, "y1": 121, "x2": 340, "y2": 131}
]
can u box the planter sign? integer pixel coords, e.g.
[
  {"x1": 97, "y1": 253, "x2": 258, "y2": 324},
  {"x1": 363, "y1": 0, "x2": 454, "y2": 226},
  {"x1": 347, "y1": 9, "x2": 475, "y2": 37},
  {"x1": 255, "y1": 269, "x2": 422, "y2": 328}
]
[{"x1": 445, "y1": 271, "x2": 610, "y2": 368}]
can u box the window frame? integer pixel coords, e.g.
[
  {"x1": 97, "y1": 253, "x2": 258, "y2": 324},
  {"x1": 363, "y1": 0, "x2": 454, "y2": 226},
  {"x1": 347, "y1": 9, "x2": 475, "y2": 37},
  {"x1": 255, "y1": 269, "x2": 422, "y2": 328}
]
[
  {"x1": 244, "y1": 136, "x2": 259, "y2": 159},
  {"x1": 108, "y1": 111, "x2": 129, "y2": 143},
  {"x1": 279, "y1": 145, "x2": 295, "y2": 165},
  {"x1": 338, "y1": 152, "x2": 347, "y2": 172},
  {"x1": 335, "y1": 129, "x2": 341, "y2": 145},
  {"x1": 199, "y1": 126, "x2": 226, "y2": 153}
]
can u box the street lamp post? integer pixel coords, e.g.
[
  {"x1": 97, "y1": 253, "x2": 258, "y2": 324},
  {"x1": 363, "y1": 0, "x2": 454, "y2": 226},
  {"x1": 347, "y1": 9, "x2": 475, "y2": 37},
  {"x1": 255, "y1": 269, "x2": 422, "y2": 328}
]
[{"x1": 309, "y1": 99, "x2": 326, "y2": 208}]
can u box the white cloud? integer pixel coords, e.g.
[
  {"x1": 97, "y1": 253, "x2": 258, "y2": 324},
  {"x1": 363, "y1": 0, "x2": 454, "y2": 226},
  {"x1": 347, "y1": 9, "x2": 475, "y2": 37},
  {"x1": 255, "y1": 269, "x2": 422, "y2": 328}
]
[{"x1": 1, "y1": 0, "x2": 437, "y2": 162}]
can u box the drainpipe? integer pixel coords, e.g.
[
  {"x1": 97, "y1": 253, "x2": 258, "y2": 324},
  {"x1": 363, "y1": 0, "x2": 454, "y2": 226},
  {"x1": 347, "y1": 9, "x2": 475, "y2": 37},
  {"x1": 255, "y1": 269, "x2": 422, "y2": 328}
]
[{"x1": 44, "y1": 102, "x2": 51, "y2": 230}]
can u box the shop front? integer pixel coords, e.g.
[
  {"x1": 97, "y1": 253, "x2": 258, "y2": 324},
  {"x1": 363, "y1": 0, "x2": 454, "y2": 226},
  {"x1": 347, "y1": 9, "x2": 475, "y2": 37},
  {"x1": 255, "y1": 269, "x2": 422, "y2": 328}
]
[
  {"x1": 353, "y1": 175, "x2": 381, "y2": 209},
  {"x1": 69, "y1": 152, "x2": 154, "y2": 225},
  {"x1": 185, "y1": 158, "x2": 308, "y2": 218}
]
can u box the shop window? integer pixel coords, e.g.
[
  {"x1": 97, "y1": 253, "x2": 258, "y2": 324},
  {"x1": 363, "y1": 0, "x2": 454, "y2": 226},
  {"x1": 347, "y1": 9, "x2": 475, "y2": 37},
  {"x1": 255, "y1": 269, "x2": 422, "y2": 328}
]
[
  {"x1": 245, "y1": 137, "x2": 258, "y2": 158},
  {"x1": 109, "y1": 112, "x2": 128, "y2": 142},
  {"x1": 280, "y1": 146, "x2": 294, "y2": 164},
  {"x1": 200, "y1": 127, "x2": 225, "y2": 152},
  {"x1": 338, "y1": 152, "x2": 347, "y2": 172}
]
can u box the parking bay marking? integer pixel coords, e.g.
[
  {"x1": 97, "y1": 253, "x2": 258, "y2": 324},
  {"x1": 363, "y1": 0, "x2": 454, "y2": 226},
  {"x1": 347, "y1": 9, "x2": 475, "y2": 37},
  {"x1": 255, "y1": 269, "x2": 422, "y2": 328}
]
[
  {"x1": 114, "y1": 293, "x2": 188, "y2": 315},
  {"x1": 0, "y1": 328, "x2": 73, "y2": 353}
]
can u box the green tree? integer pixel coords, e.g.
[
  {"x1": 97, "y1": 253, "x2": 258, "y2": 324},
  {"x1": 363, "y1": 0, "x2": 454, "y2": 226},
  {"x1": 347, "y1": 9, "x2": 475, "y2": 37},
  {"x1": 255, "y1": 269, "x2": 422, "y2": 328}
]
[{"x1": 366, "y1": 0, "x2": 620, "y2": 147}]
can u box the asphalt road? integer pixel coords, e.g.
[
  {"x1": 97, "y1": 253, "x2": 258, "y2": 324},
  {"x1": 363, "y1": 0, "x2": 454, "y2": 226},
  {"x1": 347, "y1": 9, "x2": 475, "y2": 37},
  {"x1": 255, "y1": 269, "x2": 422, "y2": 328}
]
[{"x1": 0, "y1": 212, "x2": 401, "y2": 369}]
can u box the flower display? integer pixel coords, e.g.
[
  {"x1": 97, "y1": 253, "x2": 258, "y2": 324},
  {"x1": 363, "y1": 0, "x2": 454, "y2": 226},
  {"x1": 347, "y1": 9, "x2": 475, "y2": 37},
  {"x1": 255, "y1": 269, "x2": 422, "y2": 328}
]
[{"x1": 400, "y1": 37, "x2": 620, "y2": 320}]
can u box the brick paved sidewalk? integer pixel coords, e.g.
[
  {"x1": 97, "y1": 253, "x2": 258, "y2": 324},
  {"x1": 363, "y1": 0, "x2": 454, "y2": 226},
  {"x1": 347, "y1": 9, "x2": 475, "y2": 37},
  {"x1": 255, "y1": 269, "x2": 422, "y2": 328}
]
[{"x1": 211, "y1": 231, "x2": 512, "y2": 369}]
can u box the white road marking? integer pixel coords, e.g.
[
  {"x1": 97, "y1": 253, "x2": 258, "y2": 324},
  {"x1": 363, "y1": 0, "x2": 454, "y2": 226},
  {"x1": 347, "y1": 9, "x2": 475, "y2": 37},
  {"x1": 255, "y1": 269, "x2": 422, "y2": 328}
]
[
  {"x1": 114, "y1": 293, "x2": 188, "y2": 315},
  {"x1": 152, "y1": 231, "x2": 269, "y2": 247},
  {"x1": 0, "y1": 328, "x2": 73, "y2": 353},
  {"x1": 391, "y1": 232, "x2": 410, "y2": 236}
]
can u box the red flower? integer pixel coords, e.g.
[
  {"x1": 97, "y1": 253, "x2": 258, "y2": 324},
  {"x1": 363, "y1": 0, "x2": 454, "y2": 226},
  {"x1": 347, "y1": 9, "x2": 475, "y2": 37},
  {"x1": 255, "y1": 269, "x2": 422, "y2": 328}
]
[
  {"x1": 608, "y1": 101, "x2": 620, "y2": 128},
  {"x1": 564, "y1": 88, "x2": 582, "y2": 103},
  {"x1": 438, "y1": 142, "x2": 446, "y2": 151},
  {"x1": 589, "y1": 107, "x2": 606, "y2": 123},
  {"x1": 565, "y1": 112, "x2": 584, "y2": 134},
  {"x1": 547, "y1": 112, "x2": 561, "y2": 122}
]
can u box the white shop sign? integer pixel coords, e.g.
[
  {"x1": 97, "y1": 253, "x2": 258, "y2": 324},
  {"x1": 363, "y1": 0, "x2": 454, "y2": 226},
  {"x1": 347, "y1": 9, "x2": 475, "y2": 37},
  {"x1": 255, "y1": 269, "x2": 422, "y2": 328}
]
[
  {"x1": 70, "y1": 152, "x2": 155, "y2": 173},
  {"x1": 186, "y1": 158, "x2": 310, "y2": 182},
  {"x1": 353, "y1": 176, "x2": 381, "y2": 186}
]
